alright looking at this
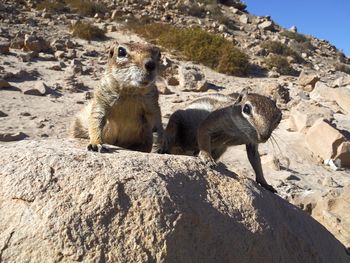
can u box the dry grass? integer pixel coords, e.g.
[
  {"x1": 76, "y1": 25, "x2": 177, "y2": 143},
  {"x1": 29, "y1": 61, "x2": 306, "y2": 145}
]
[
  {"x1": 70, "y1": 21, "x2": 105, "y2": 40},
  {"x1": 334, "y1": 62, "x2": 350, "y2": 74},
  {"x1": 37, "y1": 0, "x2": 106, "y2": 16},
  {"x1": 261, "y1": 40, "x2": 304, "y2": 64},
  {"x1": 265, "y1": 54, "x2": 297, "y2": 76},
  {"x1": 280, "y1": 31, "x2": 308, "y2": 43},
  {"x1": 36, "y1": 0, "x2": 67, "y2": 12},
  {"x1": 128, "y1": 23, "x2": 249, "y2": 76},
  {"x1": 68, "y1": 0, "x2": 106, "y2": 16}
]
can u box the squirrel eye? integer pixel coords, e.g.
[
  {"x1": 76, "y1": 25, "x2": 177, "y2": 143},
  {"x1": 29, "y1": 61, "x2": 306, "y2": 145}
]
[
  {"x1": 243, "y1": 104, "x2": 252, "y2": 115},
  {"x1": 118, "y1": 47, "x2": 127, "y2": 57}
]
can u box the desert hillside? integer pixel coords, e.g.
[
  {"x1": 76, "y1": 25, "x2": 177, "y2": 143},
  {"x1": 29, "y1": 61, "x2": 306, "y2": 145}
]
[{"x1": 0, "y1": 0, "x2": 349, "y2": 261}]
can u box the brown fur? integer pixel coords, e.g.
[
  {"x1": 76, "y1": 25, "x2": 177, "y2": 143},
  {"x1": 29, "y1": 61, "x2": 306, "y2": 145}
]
[
  {"x1": 160, "y1": 92, "x2": 282, "y2": 193},
  {"x1": 71, "y1": 41, "x2": 163, "y2": 152}
]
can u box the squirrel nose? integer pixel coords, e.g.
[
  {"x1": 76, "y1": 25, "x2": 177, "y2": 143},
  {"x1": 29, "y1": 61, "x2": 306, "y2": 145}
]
[{"x1": 144, "y1": 60, "x2": 156, "y2": 72}]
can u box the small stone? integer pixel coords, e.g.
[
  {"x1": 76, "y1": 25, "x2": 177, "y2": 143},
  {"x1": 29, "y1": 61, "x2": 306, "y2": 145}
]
[
  {"x1": 65, "y1": 39, "x2": 74, "y2": 49},
  {"x1": 0, "y1": 39, "x2": 10, "y2": 54},
  {"x1": 0, "y1": 110, "x2": 8, "y2": 117},
  {"x1": 289, "y1": 26, "x2": 297, "y2": 32},
  {"x1": 322, "y1": 176, "x2": 341, "y2": 187},
  {"x1": 286, "y1": 174, "x2": 300, "y2": 181},
  {"x1": 23, "y1": 81, "x2": 48, "y2": 96},
  {"x1": 239, "y1": 14, "x2": 249, "y2": 24},
  {"x1": 167, "y1": 77, "x2": 179, "y2": 86},
  {"x1": 20, "y1": 112, "x2": 31, "y2": 116},
  {"x1": 0, "y1": 79, "x2": 11, "y2": 89},
  {"x1": 54, "y1": 50, "x2": 65, "y2": 59},
  {"x1": 218, "y1": 24, "x2": 227, "y2": 33},
  {"x1": 0, "y1": 132, "x2": 28, "y2": 142},
  {"x1": 42, "y1": 12, "x2": 51, "y2": 18},
  {"x1": 298, "y1": 71, "x2": 320, "y2": 90}
]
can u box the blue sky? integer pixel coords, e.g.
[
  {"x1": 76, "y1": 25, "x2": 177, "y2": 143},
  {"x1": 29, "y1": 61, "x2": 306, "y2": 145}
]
[{"x1": 243, "y1": 0, "x2": 350, "y2": 57}]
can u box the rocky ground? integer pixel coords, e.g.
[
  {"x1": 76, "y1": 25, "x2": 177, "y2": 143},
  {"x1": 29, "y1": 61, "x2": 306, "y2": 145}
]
[{"x1": 0, "y1": 0, "x2": 349, "y2": 257}]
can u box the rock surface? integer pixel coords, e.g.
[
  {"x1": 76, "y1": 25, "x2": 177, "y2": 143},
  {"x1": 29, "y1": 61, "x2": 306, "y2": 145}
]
[
  {"x1": 305, "y1": 119, "x2": 348, "y2": 164},
  {"x1": 0, "y1": 139, "x2": 349, "y2": 263}
]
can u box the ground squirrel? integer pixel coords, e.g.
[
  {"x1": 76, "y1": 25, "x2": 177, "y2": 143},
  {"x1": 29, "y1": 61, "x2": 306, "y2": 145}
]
[
  {"x1": 160, "y1": 92, "x2": 282, "y2": 193},
  {"x1": 71, "y1": 41, "x2": 163, "y2": 152}
]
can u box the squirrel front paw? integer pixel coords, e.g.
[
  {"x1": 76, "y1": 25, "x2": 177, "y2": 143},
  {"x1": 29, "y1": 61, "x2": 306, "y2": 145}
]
[
  {"x1": 87, "y1": 143, "x2": 108, "y2": 153},
  {"x1": 258, "y1": 182, "x2": 277, "y2": 193},
  {"x1": 198, "y1": 151, "x2": 217, "y2": 168}
]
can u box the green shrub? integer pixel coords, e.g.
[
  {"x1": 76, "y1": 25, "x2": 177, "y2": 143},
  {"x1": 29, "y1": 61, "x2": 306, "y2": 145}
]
[
  {"x1": 129, "y1": 23, "x2": 249, "y2": 76},
  {"x1": 70, "y1": 21, "x2": 105, "y2": 40},
  {"x1": 261, "y1": 40, "x2": 304, "y2": 64},
  {"x1": 334, "y1": 62, "x2": 350, "y2": 74},
  {"x1": 265, "y1": 54, "x2": 297, "y2": 75}
]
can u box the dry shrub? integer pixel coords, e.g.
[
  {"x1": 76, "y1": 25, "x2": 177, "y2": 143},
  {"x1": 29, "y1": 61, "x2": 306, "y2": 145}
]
[
  {"x1": 36, "y1": 0, "x2": 67, "y2": 12},
  {"x1": 261, "y1": 40, "x2": 304, "y2": 64},
  {"x1": 37, "y1": 0, "x2": 106, "y2": 16},
  {"x1": 280, "y1": 31, "x2": 308, "y2": 43},
  {"x1": 129, "y1": 23, "x2": 250, "y2": 76},
  {"x1": 265, "y1": 54, "x2": 298, "y2": 76},
  {"x1": 67, "y1": 0, "x2": 106, "y2": 16},
  {"x1": 70, "y1": 21, "x2": 105, "y2": 40},
  {"x1": 334, "y1": 62, "x2": 350, "y2": 74}
]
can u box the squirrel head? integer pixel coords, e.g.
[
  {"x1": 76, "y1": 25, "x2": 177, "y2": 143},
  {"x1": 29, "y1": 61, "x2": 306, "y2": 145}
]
[
  {"x1": 235, "y1": 92, "x2": 282, "y2": 143},
  {"x1": 107, "y1": 41, "x2": 161, "y2": 88}
]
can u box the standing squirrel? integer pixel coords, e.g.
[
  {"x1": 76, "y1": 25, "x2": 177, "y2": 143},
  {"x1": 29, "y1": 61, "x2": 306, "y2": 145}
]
[
  {"x1": 160, "y1": 92, "x2": 282, "y2": 193},
  {"x1": 71, "y1": 41, "x2": 163, "y2": 153}
]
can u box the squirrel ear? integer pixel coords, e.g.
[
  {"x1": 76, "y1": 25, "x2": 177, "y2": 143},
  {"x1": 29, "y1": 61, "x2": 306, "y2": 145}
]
[
  {"x1": 109, "y1": 46, "x2": 114, "y2": 58},
  {"x1": 109, "y1": 41, "x2": 119, "y2": 58}
]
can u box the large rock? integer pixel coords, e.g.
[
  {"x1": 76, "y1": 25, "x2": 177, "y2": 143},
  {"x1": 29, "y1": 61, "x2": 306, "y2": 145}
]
[
  {"x1": 0, "y1": 139, "x2": 349, "y2": 262},
  {"x1": 305, "y1": 119, "x2": 348, "y2": 163},
  {"x1": 298, "y1": 71, "x2": 320, "y2": 91},
  {"x1": 289, "y1": 101, "x2": 333, "y2": 132},
  {"x1": 310, "y1": 81, "x2": 334, "y2": 102},
  {"x1": 292, "y1": 185, "x2": 350, "y2": 250},
  {"x1": 258, "y1": 21, "x2": 275, "y2": 31},
  {"x1": 334, "y1": 87, "x2": 350, "y2": 113},
  {"x1": 332, "y1": 75, "x2": 350, "y2": 88},
  {"x1": 312, "y1": 185, "x2": 350, "y2": 251}
]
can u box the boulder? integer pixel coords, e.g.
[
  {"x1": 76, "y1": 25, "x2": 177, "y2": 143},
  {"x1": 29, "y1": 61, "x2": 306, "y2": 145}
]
[
  {"x1": 239, "y1": 14, "x2": 249, "y2": 24},
  {"x1": 335, "y1": 142, "x2": 350, "y2": 167},
  {"x1": 334, "y1": 87, "x2": 350, "y2": 113},
  {"x1": 0, "y1": 139, "x2": 349, "y2": 262},
  {"x1": 258, "y1": 21, "x2": 275, "y2": 31},
  {"x1": 178, "y1": 65, "x2": 208, "y2": 92},
  {"x1": 289, "y1": 101, "x2": 333, "y2": 132},
  {"x1": 305, "y1": 118, "x2": 347, "y2": 161},
  {"x1": 312, "y1": 185, "x2": 350, "y2": 250},
  {"x1": 22, "y1": 81, "x2": 48, "y2": 96},
  {"x1": 310, "y1": 81, "x2": 335, "y2": 102},
  {"x1": 298, "y1": 71, "x2": 320, "y2": 91},
  {"x1": 263, "y1": 82, "x2": 290, "y2": 104},
  {"x1": 332, "y1": 75, "x2": 350, "y2": 88}
]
